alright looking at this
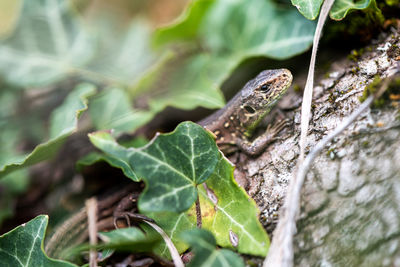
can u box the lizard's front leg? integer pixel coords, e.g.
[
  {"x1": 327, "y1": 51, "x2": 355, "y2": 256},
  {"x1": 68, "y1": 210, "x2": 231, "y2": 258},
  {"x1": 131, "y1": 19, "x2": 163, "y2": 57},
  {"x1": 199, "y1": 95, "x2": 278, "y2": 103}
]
[{"x1": 236, "y1": 119, "x2": 289, "y2": 156}]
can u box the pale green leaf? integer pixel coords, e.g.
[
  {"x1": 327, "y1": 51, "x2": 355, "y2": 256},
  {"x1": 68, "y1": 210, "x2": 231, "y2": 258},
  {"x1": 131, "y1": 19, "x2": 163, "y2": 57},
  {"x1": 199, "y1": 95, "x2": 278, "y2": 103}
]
[
  {"x1": 330, "y1": 0, "x2": 381, "y2": 20},
  {"x1": 202, "y1": 0, "x2": 315, "y2": 60},
  {"x1": 0, "y1": 215, "x2": 77, "y2": 266},
  {"x1": 153, "y1": 0, "x2": 216, "y2": 46},
  {"x1": 291, "y1": 0, "x2": 323, "y2": 20},
  {"x1": 181, "y1": 229, "x2": 244, "y2": 267},
  {"x1": 0, "y1": 83, "x2": 96, "y2": 178},
  {"x1": 89, "y1": 87, "x2": 153, "y2": 134},
  {"x1": 0, "y1": 0, "x2": 95, "y2": 87},
  {"x1": 50, "y1": 83, "x2": 96, "y2": 139},
  {"x1": 0, "y1": 0, "x2": 157, "y2": 88}
]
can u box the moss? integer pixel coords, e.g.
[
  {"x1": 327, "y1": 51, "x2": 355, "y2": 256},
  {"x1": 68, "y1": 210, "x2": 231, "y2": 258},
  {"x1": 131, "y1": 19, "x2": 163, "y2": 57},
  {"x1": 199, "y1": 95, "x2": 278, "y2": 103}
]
[
  {"x1": 361, "y1": 141, "x2": 370, "y2": 148},
  {"x1": 348, "y1": 48, "x2": 365, "y2": 62},
  {"x1": 351, "y1": 66, "x2": 360, "y2": 74},
  {"x1": 360, "y1": 75, "x2": 400, "y2": 108},
  {"x1": 359, "y1": 75, "x2": 382, "y2": 102}
]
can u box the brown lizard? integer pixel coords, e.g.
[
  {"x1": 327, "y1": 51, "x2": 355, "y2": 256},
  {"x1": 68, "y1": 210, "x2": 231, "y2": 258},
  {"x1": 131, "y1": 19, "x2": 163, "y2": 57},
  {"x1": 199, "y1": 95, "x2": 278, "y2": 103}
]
[{"x1": 199, "y1": 68, "x2": 292, "y2": 155}]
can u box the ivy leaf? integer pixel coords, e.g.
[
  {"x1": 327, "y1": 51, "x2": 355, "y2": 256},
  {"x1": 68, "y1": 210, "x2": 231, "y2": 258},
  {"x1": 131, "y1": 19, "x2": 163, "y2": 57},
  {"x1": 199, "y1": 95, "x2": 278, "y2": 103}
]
[
  {"x1": 154, "y1": 0, "x2": 315, "y2": 60},
  {"x1": 291, "y1": 0, "x2": 382, "y2": 21},
  {"x1": 291, "y1": 0, "x2": 323, "y2": 20},
  {"x1": 97, "y1": 227, "x2": 160, "y2": 252},
  {"x1": 201, "y1": 0, "x2": 315, "y2": 60},
  {"x1": 89, "y1": 87, "x2": 153, "y2": 134},
  {"x1": 89, "y1": 121, "x2": 220, "y2": 213},
  {"x1": 330, "y1": 0, "x2": 382, "y2": 21},
  {"x1": 0, "y1": 215, "x2": 77, "y2": 266},
  {"x1": 153, "y1": 0, "x2": 216, "y2": 46},
  {"x1": 0, "y1": 0, "x2": 95, "y2": 87},
  {"x1": 145, "y1": 154, "x2": 269, "y2": 258},
  {"x1": 181, "y1": 229, "x2": 244, "y2": 267},
  {"x1": 76, "y1": 152, "x2": 138, "y2": 181},
  {"x1": 136, "y1": 0, "x2": 315, "y2": 117},
  {"x1": 0, "y1": 0, "x2": 157, "y2": 88},
  {"x1": 0, "y1": 83, "x2": 96, "y2": 178}
]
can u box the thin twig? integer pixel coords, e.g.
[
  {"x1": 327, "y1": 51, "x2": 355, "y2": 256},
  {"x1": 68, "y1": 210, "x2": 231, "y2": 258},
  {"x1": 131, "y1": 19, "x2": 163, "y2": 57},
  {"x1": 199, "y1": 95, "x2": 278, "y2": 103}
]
[
  {"x1": 298, "y1": 0, "x2": 336, "y2": 163},
  {"x1": 195, "y1": 195, "x2": 202, "y2": 228},
  {"x1": 86, "y1": 197, "x2": 98, "y2": 267}
]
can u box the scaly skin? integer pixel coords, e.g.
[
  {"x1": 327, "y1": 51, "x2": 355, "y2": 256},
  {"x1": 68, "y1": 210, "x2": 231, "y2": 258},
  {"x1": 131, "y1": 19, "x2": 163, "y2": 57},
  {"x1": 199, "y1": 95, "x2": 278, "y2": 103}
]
[{"x1": 199, "y1": 68, "x2": 292, "y2": 155}]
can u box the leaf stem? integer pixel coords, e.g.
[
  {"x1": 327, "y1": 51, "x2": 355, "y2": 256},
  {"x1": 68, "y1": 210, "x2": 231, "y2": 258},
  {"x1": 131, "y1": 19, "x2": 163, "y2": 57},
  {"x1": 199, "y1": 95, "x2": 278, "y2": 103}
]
[{"x1": 195, "y1": 194, "x2": 202, "y2": 228}]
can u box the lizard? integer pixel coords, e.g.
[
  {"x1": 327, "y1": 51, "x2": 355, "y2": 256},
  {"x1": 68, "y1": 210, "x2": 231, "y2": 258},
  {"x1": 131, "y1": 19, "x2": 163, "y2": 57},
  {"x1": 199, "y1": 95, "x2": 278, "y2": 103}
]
[
  {"x1": 199, "y1": 68, "x2": 293, "y2": 156},
  {"x1": 45, "y1": 68, "x2": 293, "y2": 259}
]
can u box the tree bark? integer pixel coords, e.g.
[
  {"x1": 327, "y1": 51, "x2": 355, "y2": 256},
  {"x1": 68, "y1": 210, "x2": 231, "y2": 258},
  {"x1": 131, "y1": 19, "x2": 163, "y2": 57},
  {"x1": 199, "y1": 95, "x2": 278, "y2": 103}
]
[{"x1": 240, "y1": 27, "x2": 400, "y2": 266}]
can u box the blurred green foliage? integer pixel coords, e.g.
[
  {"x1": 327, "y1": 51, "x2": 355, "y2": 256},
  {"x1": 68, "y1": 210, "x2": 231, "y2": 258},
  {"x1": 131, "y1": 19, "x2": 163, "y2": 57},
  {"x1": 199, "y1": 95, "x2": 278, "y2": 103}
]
[{"x1": 0, "y1": 0, "x2": 315, "y2": 183}]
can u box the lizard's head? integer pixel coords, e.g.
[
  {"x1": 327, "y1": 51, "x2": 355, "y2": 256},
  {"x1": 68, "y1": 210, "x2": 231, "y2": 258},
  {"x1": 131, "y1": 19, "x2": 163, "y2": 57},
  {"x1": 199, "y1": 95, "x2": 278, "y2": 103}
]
[{"x1": 237, "y1": 68, "x2": 292, "y2": 133}]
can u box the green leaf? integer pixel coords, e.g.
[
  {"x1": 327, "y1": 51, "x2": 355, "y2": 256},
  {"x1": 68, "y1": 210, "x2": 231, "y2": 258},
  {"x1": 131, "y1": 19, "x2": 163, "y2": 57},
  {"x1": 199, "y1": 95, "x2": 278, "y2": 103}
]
[
  {"x1": 76, "y1": 152, "x2": 138, "y2": 181},
  {"x1": 86, "y1": 19, "x2": 157, "y2": 86},
  {"x1": 201, "y1": 0, "x2": 315, "y2": 60},
  {"x1": 89, "y1": 87, "x2": 153, "y2": 134},
  {"x1": 291, "y1": 0, "x2": 323, "y2": 20},
  {"x1": 97, "y1": 227, "x2": 160, "y2": 252},
  {"x1": 49, "y1": 83, "x2": 96, "y2": 139},
  {"x1": 153, "y1": 0, "x2": 216, "y2": 46},
  {"x1": 145, "y1": 154, "x2": 269, "y2": 257},
  {"x1": 146, "y1": 53, "x2": 228, "y2": 113},
  {"x1": 291, "y1": 0, "x2": 382, "y2": 21},
  {"x1": 181, "y1": 229, "x2": 244, "y2": 267},
  {"x1": 0, "y1": 215, "x2": 77, "y2": 266},
  {"x1": 0, "y1": 0, "x2": 157, "y2": 88},
  {"x1": 0, "y1": 170, "x2": 28, "y2": 226},
  {"x1": 199, "y1": 155, "x2": 269, "y2": 255},
  {"x1": 0, "y1": 83, "x2": 96, "y2": 178},
  {"x1": 330, "y1": 0, "x2": 382, "y2": 20},
  {"x1": 156, "y1": 0, "x2": 315, "y2": 60},
  {"x1": 0, "y1": 0, "x2": 95, "y2": 87},
  {"x1": 89, "y1": 122, "x2": 220, "y2": 213}
]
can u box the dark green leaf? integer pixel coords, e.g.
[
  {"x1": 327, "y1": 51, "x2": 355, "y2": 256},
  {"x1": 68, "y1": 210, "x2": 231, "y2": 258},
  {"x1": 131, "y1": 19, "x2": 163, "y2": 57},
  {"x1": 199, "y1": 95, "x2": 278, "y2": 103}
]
[
  {"x1": 89, "y1": 122, "x2": 220, "y2": 213},
  {"x1": 97, "y1": 227, "x2": 160, "y2": 252},
  {"x1": 181, "y1": 229, "x2": 244, "y2": 267},
  {"x1": 0, "y1": 215, "x2": 77, "y2": 266}
]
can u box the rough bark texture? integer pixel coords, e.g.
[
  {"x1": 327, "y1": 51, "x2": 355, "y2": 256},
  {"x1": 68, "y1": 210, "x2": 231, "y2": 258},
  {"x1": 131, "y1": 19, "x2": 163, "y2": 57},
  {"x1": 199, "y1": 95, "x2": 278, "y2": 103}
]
[{"x1": 239, "y1": 27, "x2": 400, "y2": 266}]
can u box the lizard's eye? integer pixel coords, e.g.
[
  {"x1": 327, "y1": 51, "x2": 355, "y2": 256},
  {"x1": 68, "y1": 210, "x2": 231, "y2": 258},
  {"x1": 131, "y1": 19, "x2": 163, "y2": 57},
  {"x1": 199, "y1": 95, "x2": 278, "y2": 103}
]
[
  {"x1": 244, "y1": 105, "x2": 256, "y2": 114},
  {"x1": 260, "y1": 84, "x2": 270, "y2": 92}
]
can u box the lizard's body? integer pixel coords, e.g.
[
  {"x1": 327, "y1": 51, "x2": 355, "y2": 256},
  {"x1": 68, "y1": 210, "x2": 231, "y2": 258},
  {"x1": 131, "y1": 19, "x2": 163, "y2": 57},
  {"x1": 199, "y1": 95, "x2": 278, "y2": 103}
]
[{"x1": 45, "y1": 68, "x2": 292, "y2": 259}]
